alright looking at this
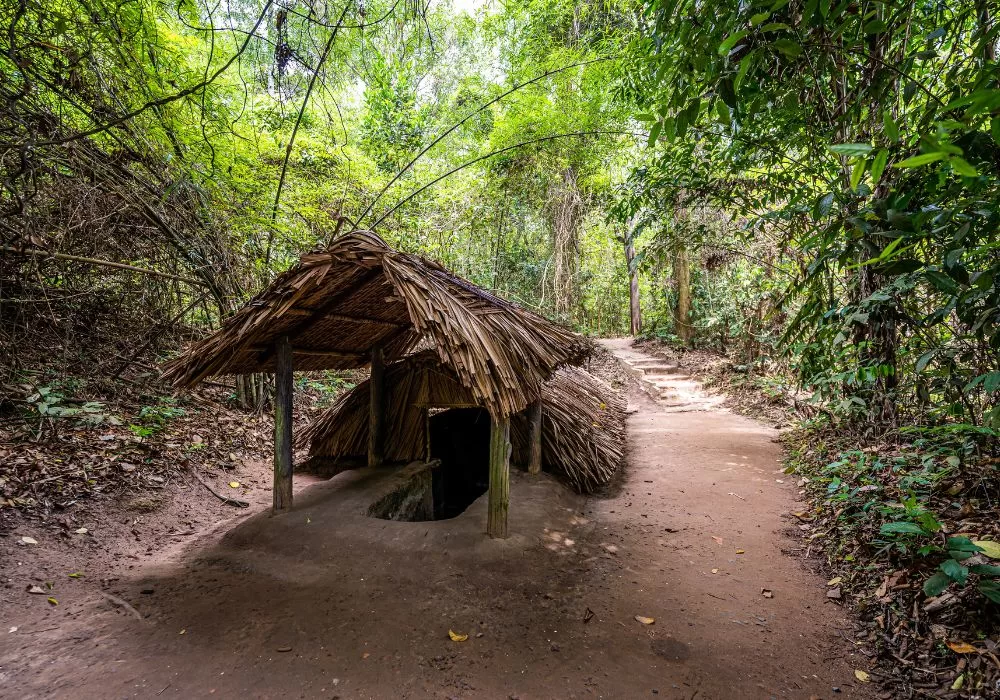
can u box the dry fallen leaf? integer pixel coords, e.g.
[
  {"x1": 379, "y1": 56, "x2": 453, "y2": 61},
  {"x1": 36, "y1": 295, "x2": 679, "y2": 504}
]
[
  {"x1": 711, "y1": 536, "x2": 723, "y2": 545},
  {"x1": 26, "y1": 585, "x2": 45, "y2": 595},
  {"x1": 761, "y1": 588, "x2": 774, "y2": 599},
  {"x1": 20, "y1": 536, "x2": 37, "y2": 545},
  {"x1": 827, "y1": 577, "x2": 842, "y2": 586},
  {"x1": 448, "y1": 629, "x2": 468, "y2": 642},
  {"x1": 74, "y1": 528, "x2": 88, "y2": 535},
  {"x1": 634, "y1": 615, "x2": 655, "y2": 625},
  {"x1": 228, "y1": 481, "x2": 240, "y2": 489},
  {"x1": 973, "y1": 540, "x2": 1000, "y2": 559},
  {"x1": 735, "y1": 549, "x2": 745, "y2": 555},
  {"x1": 711, "y1": 568, "x2": 719, "y2": 574},
  {"x1": 946, "y1": 640, "x2": 979, "y2": 654},
  {"x1": 854, "y1": 669, "x2": 870, "y2": 682}
]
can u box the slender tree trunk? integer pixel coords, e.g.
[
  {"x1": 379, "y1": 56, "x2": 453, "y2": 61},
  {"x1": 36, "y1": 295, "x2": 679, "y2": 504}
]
[
  {"x1": 624, "y1": 231, "x2": 642, "y2": 336},
  {"x1": 547, "y1": 167, "x2": 583, "y2": 319},
  {"x1": 673, "y1": 243, "x2": 692, "y2": 345}
]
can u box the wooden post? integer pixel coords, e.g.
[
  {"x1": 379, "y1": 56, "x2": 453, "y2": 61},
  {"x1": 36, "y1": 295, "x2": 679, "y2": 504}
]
[
  {"x1": 273, "y1": 336, "x2": 294, "y2": 512},
  {"x1": 527, "y1": 400, "x2": 542, "y2": 475},
  {"x1": 368, "y1": 346, "x2": 385, "y2": 467},
  {"x1": 487, "y1": 414, "x2": 511, "y2": 538},
  {"x1": 423, "y1": 407, "x2": 431, "y2": 462}
]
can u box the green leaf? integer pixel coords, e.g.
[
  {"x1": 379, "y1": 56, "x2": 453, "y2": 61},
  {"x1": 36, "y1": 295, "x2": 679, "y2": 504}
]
[
  {"x1": 830, "y1": 143, "x2": 872, "y2": 157},
  {"x1": 970, "y1": 564, "x2": 1000, "y2": 576},
  {"x1": 915, "y1": 350, "x2": 936, "y2": 372},
  {"x1": 947, "y1": 536, "x2": 981, "y2": 553},
  {"x1": 894, "y1": 152, "x2": 946, "y2": 168},
  {"x1": 880, "y1": 521, "x2": 927, "y2": 535},
  {"x1": 923, "y1": 572, "x2": 952, "y2": 597},
  {"x1": 716, "y1": 99, "x2": 730, "y2": 124},
  {"x1": 718, "y1": 31, "x2": 750, "y2": 55},
  {"x1": 870, "y1": 148, "x2": 888, "y2": 183},
  {"x1": 883, "y1": 112, "x2": 899, "y2": 142},
  {"x1": 750, "y1": 12, "x2": 771, "y2": 26},
  {"x1": 925, "y1": 269, "x2": 960, "y2": 293},
  {"x1": 719, "y1": 79, "x2": 737, "y2": 108},
  {"x1": 849, "y1": 158, "x2": 866, "y2": 191},
  {"x1": 984, "y1": 372, "x2": 1000, "y2": 393},
  {"x1": 647, "y1": 121, "x2": 662, "y2": 147},
  {"x1": 940, "y1": 559, "x2": 969, "y2": 585},
  {"x1": 813, "y1": 192, "x2": 834, "y2": 218},
  {"x1": 950, "y1": 157, "x2": 979, "y2": 177},
  {"x1": 772, "y1": 39, "x2": 802, "y2": 58},
  {"x1": 978, "y1": 580, "x2": 1000, "y2": 604}
]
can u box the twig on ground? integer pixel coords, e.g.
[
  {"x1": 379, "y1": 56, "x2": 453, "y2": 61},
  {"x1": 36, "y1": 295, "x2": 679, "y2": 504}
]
[
  {"x1": 99, "y1": 591, "x2": 145, "y2": 622},
  {"x1": 190, "y1": 469, "x2": 249, "y2": 508}
]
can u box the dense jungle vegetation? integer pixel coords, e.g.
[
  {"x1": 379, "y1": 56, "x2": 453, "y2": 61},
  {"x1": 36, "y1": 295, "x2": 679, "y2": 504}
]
[{"x1": 2, "y1": 0, "x2": 999, "y2": 693}]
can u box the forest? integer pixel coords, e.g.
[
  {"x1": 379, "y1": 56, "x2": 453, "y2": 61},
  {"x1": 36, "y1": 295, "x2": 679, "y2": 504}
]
[{"x1": 2, "y1": 0, "x2": 999, "y2": 697}]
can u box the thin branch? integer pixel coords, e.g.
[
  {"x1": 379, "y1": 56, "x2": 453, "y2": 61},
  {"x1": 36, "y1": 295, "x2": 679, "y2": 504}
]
[
  {"x1": 371, "y1": 130, "x2": 645, "y2": 228},
  {"x1": 0, "y1": 0, "x2": 274, "y2": 148},
  {"x1": 357, "y1": 56, "x2": 616, "y2": 226},
  {"x1": 1, "y1": 246, "x2": 208, "y2": 287},
  {"x1": 267, "y1": 1, "x2": 352, "y2": 264}
]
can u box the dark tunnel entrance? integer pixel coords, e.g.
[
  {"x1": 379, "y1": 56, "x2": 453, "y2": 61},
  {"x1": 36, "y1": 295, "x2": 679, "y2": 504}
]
[{"x1": 429, "y1": 407, "x2": 491, "y2": 519}]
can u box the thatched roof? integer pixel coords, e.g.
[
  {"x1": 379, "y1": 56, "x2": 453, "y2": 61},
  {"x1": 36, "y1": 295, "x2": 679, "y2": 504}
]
[
  {"x1": 162, "y1": 231, "x2": 588, "y2": 417},
  {"x1": 299, "y1": 351, "x2": 626, "y2": 493}
]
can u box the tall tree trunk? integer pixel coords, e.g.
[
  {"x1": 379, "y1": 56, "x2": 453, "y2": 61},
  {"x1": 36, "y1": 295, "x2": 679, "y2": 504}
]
[
  {"x1": 673, "y1": 243, "x2": 692, "y2": 345},
  {"x1": 624, "y1": 228, "x2": 642, "y2": 336},
  {"x1": 547, "y1": 167, "x2": 583, "y2": 319}
]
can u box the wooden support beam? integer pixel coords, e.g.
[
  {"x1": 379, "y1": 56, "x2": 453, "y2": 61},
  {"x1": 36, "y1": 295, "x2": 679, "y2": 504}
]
[
  {"x1": 273, "y1": 336, "x2": 294, "y2": 512},
  {"x1": 368, "y1": 346, "x2": 386, "y2": 467},
  {"x1": 487, "y1": 414, "x2": 511, "y2": 539},
  {"x1": 527, "y1": 400, "x2": 543, "y2": 475},
  {"x1": 255, "y1": 268, "x2": 382, "y2": 365}
]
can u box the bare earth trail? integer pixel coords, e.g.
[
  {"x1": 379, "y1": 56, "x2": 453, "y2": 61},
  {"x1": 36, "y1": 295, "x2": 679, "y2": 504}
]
[{"x1": 2, "y1": 340, "x2": 869, "y2": 699}]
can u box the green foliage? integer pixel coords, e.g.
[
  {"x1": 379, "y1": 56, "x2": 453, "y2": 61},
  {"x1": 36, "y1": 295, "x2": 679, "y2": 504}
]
[
  {"x1": 25, "y1": 386, "x2": 116, "y2": 426},
  {"x1": 614, "y1": 0, "x2": 1000, "y2": 433},
  {"x1": 129, "y1": 399, "x2": 186, "y2": 439}
]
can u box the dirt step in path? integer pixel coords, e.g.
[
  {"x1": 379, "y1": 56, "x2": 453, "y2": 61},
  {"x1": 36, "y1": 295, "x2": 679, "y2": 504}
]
[{"x1": 611, "y1": 342, "x2": 725, "y2": 412}]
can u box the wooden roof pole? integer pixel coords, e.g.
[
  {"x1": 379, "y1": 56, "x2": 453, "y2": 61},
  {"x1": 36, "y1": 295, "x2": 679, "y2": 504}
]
[
  {"x1": 368, "y1": 346, "x2": 385, "y2": 467},
  {"x1": 273, "y1": 336, "x2": 294, "y2": 512},
  {"x1": 487, "y1": 415, "x2": 511, "y2": 538}
]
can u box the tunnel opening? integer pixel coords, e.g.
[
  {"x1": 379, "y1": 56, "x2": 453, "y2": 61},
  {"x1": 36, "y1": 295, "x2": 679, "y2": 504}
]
[
  {"x1": 429, "y1": 407, "x2": 491, "y2": 520},
  {"x1": 366, "y1": 407, "x2": 492, "y2": 522}
]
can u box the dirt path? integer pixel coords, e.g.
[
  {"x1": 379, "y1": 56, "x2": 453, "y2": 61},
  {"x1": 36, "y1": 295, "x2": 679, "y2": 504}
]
[{"x1": 2, "y1": 340, "x2": 870, "y2": 699}]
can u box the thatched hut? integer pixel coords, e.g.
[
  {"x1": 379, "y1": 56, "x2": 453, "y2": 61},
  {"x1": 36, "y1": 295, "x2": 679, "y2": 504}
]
[
  {"x1": 162, "y1": 230, "x2": 592, "y2": 537},
  {"x1": 299, "y1": 351, "x2": 626, "y2": 500}
]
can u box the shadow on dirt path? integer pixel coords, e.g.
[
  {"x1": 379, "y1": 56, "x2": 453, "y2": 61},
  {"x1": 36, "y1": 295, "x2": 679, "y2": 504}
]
[{"x1": 1, "y1": 340, "x2": 870, "y2": 699}]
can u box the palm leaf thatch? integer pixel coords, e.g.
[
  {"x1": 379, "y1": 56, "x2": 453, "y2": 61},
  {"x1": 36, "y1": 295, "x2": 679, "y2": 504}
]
[
  {"x1": 162, "y1": 230, "x2": 589, "y2": 418},
  {"x1": 299, "y1": 351, "x2": 626, "y2": 493}
]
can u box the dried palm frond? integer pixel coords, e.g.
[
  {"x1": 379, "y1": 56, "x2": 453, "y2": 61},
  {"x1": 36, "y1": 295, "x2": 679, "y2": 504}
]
[
  {"x1": 163, "y1": 231, "x2": 589, "y2": 418},
  {"x1": 300, "y1": 352, "x2": 626, "y2": 493}
]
